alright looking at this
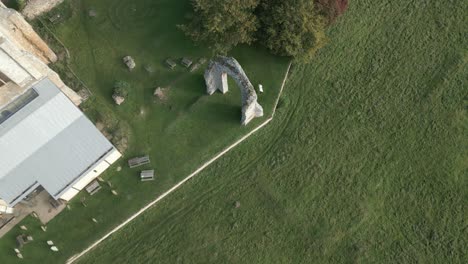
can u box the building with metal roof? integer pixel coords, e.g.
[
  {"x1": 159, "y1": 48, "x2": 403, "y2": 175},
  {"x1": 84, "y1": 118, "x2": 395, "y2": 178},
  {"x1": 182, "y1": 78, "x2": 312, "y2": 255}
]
[
  {"x1": 0, "y1": 4, "x2": 121, "y2": 212},
  {"x1": 0, "y1": 78, "x2": 121, "y2": 207}
]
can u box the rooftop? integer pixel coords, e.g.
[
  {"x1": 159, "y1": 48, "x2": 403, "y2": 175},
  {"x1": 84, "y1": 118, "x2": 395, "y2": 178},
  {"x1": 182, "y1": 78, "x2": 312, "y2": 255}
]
[
  {"x1": 0, "y1": 78, "x2": 115, "y2": 206},
  {"x1": 0, "y1": 81, "x2": 28, "y2": 109}
]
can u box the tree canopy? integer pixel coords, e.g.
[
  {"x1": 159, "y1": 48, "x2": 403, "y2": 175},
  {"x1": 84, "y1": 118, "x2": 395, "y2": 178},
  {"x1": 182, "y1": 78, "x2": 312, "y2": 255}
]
[
  {"x1": 316, "y1": 0, "x2": 349, "y2": 25},
  {"x1": 257, "y1": 0, "x2": 327, "y2": 62},
  {"x1": 179, "y1": 0, "x2": 260, "y2": 54},
  {"x1": 181, "y1": 0, "x2": 345, "y2": 61}
]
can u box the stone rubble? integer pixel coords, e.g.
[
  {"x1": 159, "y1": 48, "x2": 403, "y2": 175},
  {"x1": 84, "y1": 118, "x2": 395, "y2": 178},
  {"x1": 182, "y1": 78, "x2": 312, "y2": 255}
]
[
  {"x1": 123, "y1": 56, "x2": 136, "y2": 71},
  {"x1": 112, "y1": 94, "x2": 125, "y2": 105}
]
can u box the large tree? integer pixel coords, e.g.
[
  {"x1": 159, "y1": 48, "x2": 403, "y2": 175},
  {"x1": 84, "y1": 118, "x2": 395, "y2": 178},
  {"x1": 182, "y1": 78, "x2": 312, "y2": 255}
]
[
  {"x1": 180, "y1": 0, "x2": 260, "y2": 54},
  {"x1": 257, "y1": 0, "x2": 327, "y2": 61},
  {"x1": 182, "y1": 0, "x2": 336, "y2": 61}
]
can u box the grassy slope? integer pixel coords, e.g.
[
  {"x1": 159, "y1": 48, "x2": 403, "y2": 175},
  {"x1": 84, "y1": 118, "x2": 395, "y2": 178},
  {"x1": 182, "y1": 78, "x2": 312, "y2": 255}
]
[{"x1": 77, "y1": 0, "x2": 468, "y2": 263}]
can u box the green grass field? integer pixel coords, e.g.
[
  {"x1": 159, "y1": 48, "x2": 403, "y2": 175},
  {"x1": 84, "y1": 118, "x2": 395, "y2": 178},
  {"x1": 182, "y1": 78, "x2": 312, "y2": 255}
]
[
  {"x1": 76, "y1": 0, "x2": 467, "y2": 263},
  {"x1": 0, "y1": 0, "x2": 289, "y2": 263},
  {"x1": 1, "y1": 0, "x2": 467, "y2": 263}
]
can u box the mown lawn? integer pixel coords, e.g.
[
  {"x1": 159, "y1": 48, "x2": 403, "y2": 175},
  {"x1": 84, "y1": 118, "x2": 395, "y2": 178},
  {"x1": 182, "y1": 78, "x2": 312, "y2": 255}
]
[
  {"x1": 0, "y1": 0, "x2": 289, "y2": 263},
  {"x1": 75, "y1": 0, "x2": 467, "y2": 263}
]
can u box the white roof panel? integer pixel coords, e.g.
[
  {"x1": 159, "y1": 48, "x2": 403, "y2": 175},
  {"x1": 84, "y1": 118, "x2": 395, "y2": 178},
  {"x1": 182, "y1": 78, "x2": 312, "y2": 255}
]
[{"x1": 0, "y1": 78, "x2": 116, "y2": 205}]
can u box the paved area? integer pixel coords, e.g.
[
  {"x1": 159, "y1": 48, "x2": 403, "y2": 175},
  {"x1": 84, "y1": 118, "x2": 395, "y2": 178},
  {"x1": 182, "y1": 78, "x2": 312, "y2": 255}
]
[
  {"x1": 0, "y1": 190, "x2": 66, "y2": 238},
  {"x1": 0, "y1": 81, "x2": 27, "y2": 109}
]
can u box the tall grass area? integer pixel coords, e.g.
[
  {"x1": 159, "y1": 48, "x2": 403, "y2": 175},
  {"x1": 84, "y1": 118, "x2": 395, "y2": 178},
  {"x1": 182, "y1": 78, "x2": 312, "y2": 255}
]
[{"x1": 77, "y1": 0, "x2": 467, "y2": 263}]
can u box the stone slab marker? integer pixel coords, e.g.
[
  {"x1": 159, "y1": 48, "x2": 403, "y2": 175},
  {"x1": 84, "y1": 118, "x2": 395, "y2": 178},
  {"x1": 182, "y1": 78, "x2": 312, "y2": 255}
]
[
  {"x1": 204, "y1": 56, "x2": 263, "y2": 125},
  {"x1": 221, "y1": 72, "x2": 228, "y2": 93}
]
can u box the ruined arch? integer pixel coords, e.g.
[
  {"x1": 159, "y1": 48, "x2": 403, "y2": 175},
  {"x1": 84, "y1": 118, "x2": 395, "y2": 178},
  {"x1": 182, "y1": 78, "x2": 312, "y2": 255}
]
[{"x1": 204, "y1": 56, "x2": 263, "y2": 125}]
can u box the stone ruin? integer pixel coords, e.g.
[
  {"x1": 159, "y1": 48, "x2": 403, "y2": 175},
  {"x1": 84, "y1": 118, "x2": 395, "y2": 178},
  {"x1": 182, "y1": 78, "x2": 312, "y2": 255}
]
[
  {"x1": 153, "y1": 87, "x2": 168, "y2": 101},
  {"x1": 123, "y1": 56, "x2": 135, "y2": 71},
  {"x1": 112, "y1": 94, "x2": 125, "y2": 105},
  {"x1": 204, "y1": 56, "x2": 263, "y2": 125}
]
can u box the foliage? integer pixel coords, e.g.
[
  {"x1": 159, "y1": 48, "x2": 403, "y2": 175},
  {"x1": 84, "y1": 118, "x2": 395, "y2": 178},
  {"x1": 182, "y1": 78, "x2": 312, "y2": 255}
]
[
  {"x1": 113, "y1": 80, "x2": 130, "y2": 98},
  {"x1": 179, "y1": 0, "x2": 260, "y2": 54},
  {"x1": 257, "y1": 0, "x2": 327, "y2": 62},
  {"x1": 182, "y1": 0, "x2": 329, "y2": 62},
  {"x1": 315, "y1": 0, "x2": 349, "y2": 25},
  {"x1": 5, "y1": 0, "x2": 27, "y2": 11}
]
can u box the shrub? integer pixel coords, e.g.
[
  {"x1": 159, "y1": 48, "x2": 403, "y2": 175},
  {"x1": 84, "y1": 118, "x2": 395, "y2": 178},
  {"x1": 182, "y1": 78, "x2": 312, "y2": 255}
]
[
  {"x1": 257, "y1": 0, "x2": 327, "y2": 62},
  {"x1": 113, "y1": 80, "x2": 130, "y2": 98},
  {"x1": 4, "y1": 0, "x2": 26, "y2": 11},
  {"x1": 14, "y1": 0, "x2": 26, "y2": 11}
]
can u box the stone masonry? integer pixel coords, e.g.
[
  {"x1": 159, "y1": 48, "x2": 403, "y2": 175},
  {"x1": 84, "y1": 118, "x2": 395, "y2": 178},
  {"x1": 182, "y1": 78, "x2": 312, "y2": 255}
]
[
  {"x1": 204, "y1": 56, "x2": 263, "y2": 125},
  {"x1": 0, "y1": 4, "x2": 82, "y2": 106}
]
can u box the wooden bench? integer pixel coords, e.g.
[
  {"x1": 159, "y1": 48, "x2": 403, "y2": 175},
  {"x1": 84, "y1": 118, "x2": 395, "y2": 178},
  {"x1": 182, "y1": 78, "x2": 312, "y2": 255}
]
[
  {"x1": 189, "y1": 58, "x2": 207, "y2": 72},
  {"x1": 85, "y1": 180, "x2": 102, "y2": 195},
  {"x1": 140, "y1": 170, "x2": 155, "y2": 181},
  {"x1": 128, "y1": 156, "x2": 150, "y2": 168},
  {"x1": 181, "y1": 57, "x2": 193, "y2": 68},
  {"x1": 165, "y1": 59, "x2": 177, "y2": 69},
  {"x1": 48, "y1": 14, "x2": 62, "y2": 24}
]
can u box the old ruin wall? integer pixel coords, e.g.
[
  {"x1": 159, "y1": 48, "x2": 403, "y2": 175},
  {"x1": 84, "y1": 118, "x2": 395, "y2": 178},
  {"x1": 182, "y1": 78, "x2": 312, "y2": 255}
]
[{"x1": 204, "y1": 56, "x2": 263, "y2": 125}]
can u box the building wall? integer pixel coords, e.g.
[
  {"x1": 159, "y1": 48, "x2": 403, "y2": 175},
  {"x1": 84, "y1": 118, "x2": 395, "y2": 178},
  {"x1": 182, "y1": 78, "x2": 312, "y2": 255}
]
[
  {"x1": 0, "y1": 48, "x2": 31, "y2": 85},
  {"x1": 59, "y1": 188, "x2": 79, "y2": 201},
  {"x1": 0, "y1": 4, "x2": 82, "y2": 106},
  {"x1": 0, "y1": 5, "x2": 56, "y2": 64},
  {"x1": 59, "y1": 148, "x2": 122, "y2": 201}
]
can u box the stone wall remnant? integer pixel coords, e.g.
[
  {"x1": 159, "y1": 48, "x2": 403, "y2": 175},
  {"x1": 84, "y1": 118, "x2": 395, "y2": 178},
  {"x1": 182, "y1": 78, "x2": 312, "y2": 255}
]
[
  {"x1": 123, "y1": 56, "x2": 135, "y2": 71},
  {"x1": 112, "y1": 94, "x2": 125, "y2": 105},
  {"x1": 204, "y1": 56, "x2": 263, "y2": 125}
]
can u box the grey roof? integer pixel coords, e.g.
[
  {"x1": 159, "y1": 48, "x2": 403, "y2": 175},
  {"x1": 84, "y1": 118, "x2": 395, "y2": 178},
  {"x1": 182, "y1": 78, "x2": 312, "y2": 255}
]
[{"x1": 0, "y1": 78, "x2": 114, "y2": 206}]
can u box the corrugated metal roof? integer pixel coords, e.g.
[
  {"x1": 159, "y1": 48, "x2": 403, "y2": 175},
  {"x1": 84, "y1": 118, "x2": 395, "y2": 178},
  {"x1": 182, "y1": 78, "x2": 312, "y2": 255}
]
[{"x1": 0, "y1": 78, "x2": 115, "y2": 206}]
